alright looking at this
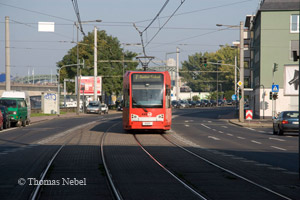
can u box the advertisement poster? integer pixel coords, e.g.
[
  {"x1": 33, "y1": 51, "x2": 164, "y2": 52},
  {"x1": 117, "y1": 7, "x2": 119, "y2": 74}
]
[
  {"x1": 284, "y1": 65, "x2": 298, "y2": 96},
  {"x1": 76, "y1": 76, "x2": 102, "y2": 96}
]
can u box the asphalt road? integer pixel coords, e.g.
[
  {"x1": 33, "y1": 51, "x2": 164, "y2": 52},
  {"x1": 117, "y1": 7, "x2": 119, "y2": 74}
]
[{"x1": 0, "y1": 108, "x2": 299, "y2": 200}]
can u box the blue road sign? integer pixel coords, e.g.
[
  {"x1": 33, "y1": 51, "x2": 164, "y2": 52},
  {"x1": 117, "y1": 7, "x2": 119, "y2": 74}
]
[
  {"x1": 272, "y1": 85, "x2": 279, "y2": 93},
  {"x1": 231, "y1": 94, "x2": 237, "y2": 101}
]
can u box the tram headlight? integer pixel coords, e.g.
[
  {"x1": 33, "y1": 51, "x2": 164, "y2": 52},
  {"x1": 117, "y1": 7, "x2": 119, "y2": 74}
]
[
  {"x1": 131, "y1": 114, "x2": 139, "y2": 121},
  {"x1": 157, "y1": 114, "x2": 164, "y2": 121}
]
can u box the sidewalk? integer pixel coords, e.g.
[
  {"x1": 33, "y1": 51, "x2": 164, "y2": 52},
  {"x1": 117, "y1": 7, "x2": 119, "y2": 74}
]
[
  {"x1": 228, "y1": 118, "x2": 273, "y2": 128},
  {"x1": 30, "y1": 110, "x2": 119, "y2": 124}
]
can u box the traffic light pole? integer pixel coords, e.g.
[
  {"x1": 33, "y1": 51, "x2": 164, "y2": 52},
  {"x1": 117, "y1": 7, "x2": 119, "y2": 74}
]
[{"x1": 239, "y1": 21, "x2": 244, "y2": 123}]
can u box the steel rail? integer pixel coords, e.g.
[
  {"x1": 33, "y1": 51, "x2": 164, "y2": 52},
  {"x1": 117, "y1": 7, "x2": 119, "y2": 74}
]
[
  {"x1": 30, "y1": 120, "x2": 101, "y2": 200},
  {"x1": 162, "y1": 134, "x2": 293, "y2": 200},
  {"x1": 100, "y1": 122, "x2": 123, "y2": 200},
  {"x1": 133, "y1": 134, "x2": 208, "y2": 200}
]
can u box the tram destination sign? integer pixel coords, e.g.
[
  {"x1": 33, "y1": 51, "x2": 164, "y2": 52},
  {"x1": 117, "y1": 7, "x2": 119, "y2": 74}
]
[{"x1": 132, "y1": 73, "x2": 163, "y2": 83}]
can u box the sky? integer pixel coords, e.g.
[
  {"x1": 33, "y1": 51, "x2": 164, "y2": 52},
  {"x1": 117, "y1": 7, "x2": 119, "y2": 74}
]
[{"x1": 0, "y1": 0, "x2": 262, "y2": 77}]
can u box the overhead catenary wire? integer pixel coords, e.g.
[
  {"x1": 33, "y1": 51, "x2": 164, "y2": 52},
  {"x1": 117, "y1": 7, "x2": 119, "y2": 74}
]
[
  {"x1": 0, "y1": 2, "x2": 74, "y2": 22},
  {"x1": 141, "y1": 0, "x2": 170, "y2": 33},
  {"x1": 71, "y1": 0, "x2": 85, "y2": 36},
  {"x1": 145, "y1": 0, "x2": 186, "y2": 47}
]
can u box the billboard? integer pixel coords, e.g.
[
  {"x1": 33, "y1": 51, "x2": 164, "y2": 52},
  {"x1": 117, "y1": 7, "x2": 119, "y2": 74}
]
[{"x1": 76, "y1": 76, "x2": 102, "y2": 96}]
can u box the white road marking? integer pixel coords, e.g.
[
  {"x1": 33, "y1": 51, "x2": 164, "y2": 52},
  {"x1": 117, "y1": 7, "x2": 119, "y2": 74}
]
[
  {"x1": 269, "y1": 137, "x2": 285, "y2": 142},
  {"x1": 201, "y1": 124, "x2": 211, "y2": 129},
  {"x1": 208, "y1": 136, "x2": 220, "y2": 141},
  {"x1": 270, "y1": 146, "x2": 287, "y2": 151},
  {"x1": 218, "y1": 131, "x2": 224, "y2": 133},
  {"x1": 208, "y1": 121, "x2": 212, "y2": 123},
  {"x1": 212, "y1": 129, "x2": 217, "y2": 131},
  {"x1": 258, "y1": 131, "x2": 266, "y2": 133},
  {"x1": 251, "y1": 140, "x2": 262, "y2": 144},
  {"x1": 185, "y1": 124, "x2": 190, "y2": 127},
  {"x1": 246, "y1": 127, "x2": 255, "y2": 131},
  {"x1": 221, "y1": 126, "x2": 228, "y2": 128},
  {"x1": 227, "y1": 133, "x2": 234, "y2": 136},
  {"x1": 255, "y1": 163, "x2": 271, "y2": 167},
  {"x1": 237, "y1": 136, "x2": 245, "y2": 139}
]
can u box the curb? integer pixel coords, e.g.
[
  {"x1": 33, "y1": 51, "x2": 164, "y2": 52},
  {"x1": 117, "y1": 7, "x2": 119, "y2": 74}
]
[{"x1": 228, "y1": 119, "x2": 273, "y2": 128}]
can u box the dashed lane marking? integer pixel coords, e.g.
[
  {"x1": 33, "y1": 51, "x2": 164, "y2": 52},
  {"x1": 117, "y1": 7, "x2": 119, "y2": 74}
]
[
  {"x1": 208, "y1": 136, "x2": 220, "y2": 141},
  {"x1": 245, "y1": 127, "x2": 255, "y2": 131},
  {"x1": 237, "y1": 136, "x2": 245, "y2": 139},
  {"x1": 251, "y1": 140, "x2": 262, "y2": 144},
  {"x1": 269, "y1": 137, "x2": 285, "y2": 142},
  {"x1": 227, "y1": 133, "x2": 234, "y2": 136},
  {"x1": 270, "y1": 146, "x2": 287, "y2": 151},
  {"x1": 221, "y1": 126, "x2": 228, "y2": 128},
  {"x1": 201, "y1": 124, "x2": 211, "y2": 129},
  {"x1": 185, "y1": 124, "x2": 190, "y2": 127}
]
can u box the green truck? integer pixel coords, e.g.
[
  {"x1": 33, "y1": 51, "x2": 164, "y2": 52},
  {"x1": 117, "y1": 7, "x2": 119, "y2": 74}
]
[{"x1": 0, "y1": 98, "x2": 29, "y2": 127}]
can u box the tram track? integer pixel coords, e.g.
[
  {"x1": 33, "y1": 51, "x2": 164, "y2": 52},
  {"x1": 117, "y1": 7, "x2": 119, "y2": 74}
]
[
  {"x1": 133, "y1": 132, "x2": 293, "y2": 200},
  {"x1": 29, "y1": 117, "x2": 118, "y2": 200}
]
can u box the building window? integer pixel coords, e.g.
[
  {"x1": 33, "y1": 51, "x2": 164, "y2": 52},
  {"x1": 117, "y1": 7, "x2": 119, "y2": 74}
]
[
  {"x1": 290, "y1": 40, "x2": 299, "y2": 59},
  {"x1": 290, "y1": 15, "x2": 299, "y2": 33}
]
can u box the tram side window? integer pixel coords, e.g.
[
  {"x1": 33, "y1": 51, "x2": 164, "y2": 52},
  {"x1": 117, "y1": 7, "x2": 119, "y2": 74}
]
[
  {"x1": 166, "y1": 85, "x2": 171, "y2": 108},
  {"x1": 124, "y1": 88, "x2": 130, "y2": 108}
]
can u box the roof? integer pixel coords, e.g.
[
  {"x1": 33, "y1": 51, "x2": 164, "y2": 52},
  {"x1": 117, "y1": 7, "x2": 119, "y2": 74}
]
[{"x1": 259, "y1": 0, "x2": 300, "y2": 11}]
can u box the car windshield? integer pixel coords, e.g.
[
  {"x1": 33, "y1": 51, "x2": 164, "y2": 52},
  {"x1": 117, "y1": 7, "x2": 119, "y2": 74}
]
[
  {"x1": 283, "y1": 112, "x2": 299, "y2": 118},
  {"x1": 131, "y1": 73, "x2": 164, "y2": 108},
  {"x1": 0, "y1": 99, "x2": 17, "y2": 108},
  {"x1": 87, "y1": 103, "x2": 99, "y2": 108}
]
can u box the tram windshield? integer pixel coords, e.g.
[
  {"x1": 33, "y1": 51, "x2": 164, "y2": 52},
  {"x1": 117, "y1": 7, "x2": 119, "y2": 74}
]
[{"x1": 131, "y1": 73, "x2": 164, "y2": 108}]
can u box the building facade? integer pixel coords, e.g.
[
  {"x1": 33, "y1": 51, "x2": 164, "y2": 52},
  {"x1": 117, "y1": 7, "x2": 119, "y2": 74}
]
[{"x1": 248, "y1": 0, "x2": 299, "y2": 118}]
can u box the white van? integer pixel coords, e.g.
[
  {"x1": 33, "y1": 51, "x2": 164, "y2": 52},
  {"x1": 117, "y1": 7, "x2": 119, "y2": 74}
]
[{"x1": 1, "y1": 91, "x2": 31, "y2": 124}]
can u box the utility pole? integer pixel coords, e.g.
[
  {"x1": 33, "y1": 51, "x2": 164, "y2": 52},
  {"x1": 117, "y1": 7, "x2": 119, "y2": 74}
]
[
  {"x1": 94, "y1": 26, "x2": 98, "y2": 101},
  {"x1": 239, "y1": 21, "x2": 245, "y2": 122},
  {"x1": 5, "y1": 16, "x2": 11, "y2": 91},
  {"x1": 76, "y1": 22, "x2": 80, "y2": 115},
  {"x1": 176, "y1": 47, "x2": 180, "y2": 101}
]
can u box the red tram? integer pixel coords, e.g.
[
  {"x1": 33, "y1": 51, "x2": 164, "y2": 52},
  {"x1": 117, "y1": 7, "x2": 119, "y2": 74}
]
[{"x1": 122, "y1": 71, "x2": 172, "y2": 131}]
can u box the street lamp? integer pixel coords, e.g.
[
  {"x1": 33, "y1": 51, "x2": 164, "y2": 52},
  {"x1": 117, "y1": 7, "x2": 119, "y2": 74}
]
[
  {"x1": 57, "y1": 63, "x2": 83, "y2": 115},
  {"x1": 74, "y1": 19, "x2": 101, "y2": 114},
  {"x1": 217, "y1": 22, "x2": 244, "y2": 122}
]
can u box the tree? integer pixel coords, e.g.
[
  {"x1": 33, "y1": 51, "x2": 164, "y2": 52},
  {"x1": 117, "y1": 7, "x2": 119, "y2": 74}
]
[
  {"x1": 180, "y1": 45, "x2": 237, "y2": 93},
  {"x1": 57, "y1": 30, "x2": 138, "y2": 96}
]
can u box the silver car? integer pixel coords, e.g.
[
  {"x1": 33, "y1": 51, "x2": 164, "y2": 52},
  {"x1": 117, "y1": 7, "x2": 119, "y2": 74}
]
[
  {"x1": 273, "y1": 111, "x2": 299, "y2": 135},
  {"x1": 86, "y1": 101, "x2": 101, "y2": 114}
]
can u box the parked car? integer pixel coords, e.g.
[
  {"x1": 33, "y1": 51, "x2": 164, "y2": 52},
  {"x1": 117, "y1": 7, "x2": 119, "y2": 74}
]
[
  {"x1": 171, "y1": 100, "x2": 180, "y2": 108},
  {"x1": 195, "y1": 100, "x2": 202, "y2": 107},
  {"x1": 0, "y1": 106, "x2": 11, "y2": 129},
  {"x1": 226, "y1": 100, "x2": 233, "y2": 106},
  {"x1": 200, "y1": 99, "x2": 209, "y2": 107},
  {"x1": 0, "y1": 98, "x2": 28, "y2": 127},
  {"x1": 100, "y1": 104, "x2": 109, "y2": 114},
  {"x1": 0, "y1": 110, "x2": 3, "y2": 130},
  {"x1": 273, "y1": 111, "x2": 299, "y2": 135},
  {"x1": 179, "y1": 100, "x2": 189, "y2": 108},
  {"x1": 188, "y1": 100, "x2": 197, "y2": 107},
  {"x1": 210, "y1": 100, "x2": 217, "y2": 107},
  {"x1": 218, "y1": 100, "x2": 225, "y2": 106},
  {"x1": 86, "y1": 101, "x2": 101, "y2": 114}
]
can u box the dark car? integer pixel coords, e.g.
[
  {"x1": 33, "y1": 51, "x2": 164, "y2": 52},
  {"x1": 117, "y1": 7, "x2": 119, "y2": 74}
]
[
  {"x1": 195, "y1": 100, "x2": 202, "y2": 107},
  {"x1": 0, "y1": 110, "x2": 3, "y2": 130},
  {"x1": 273, "y1": 111, "x2": 299, "y2": 135},
  {"x1": 200, "y1": 99, "x2": 209, "y2": 107},
  {"x1": 218, "y1": 100, "x2": 225, "y2": 106},
  {"x1": 171, "y1": 100, "x2": 180, "y2": 108},
  {"x1": 0, "y1": 106, "x2": 10, "y2": 129},
  {"x1": 210, "y1": 100, "x2": 217, "y2": 107},
  {"x1": 188, "y1": 100, "x2": 196, "y2": 107}
]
